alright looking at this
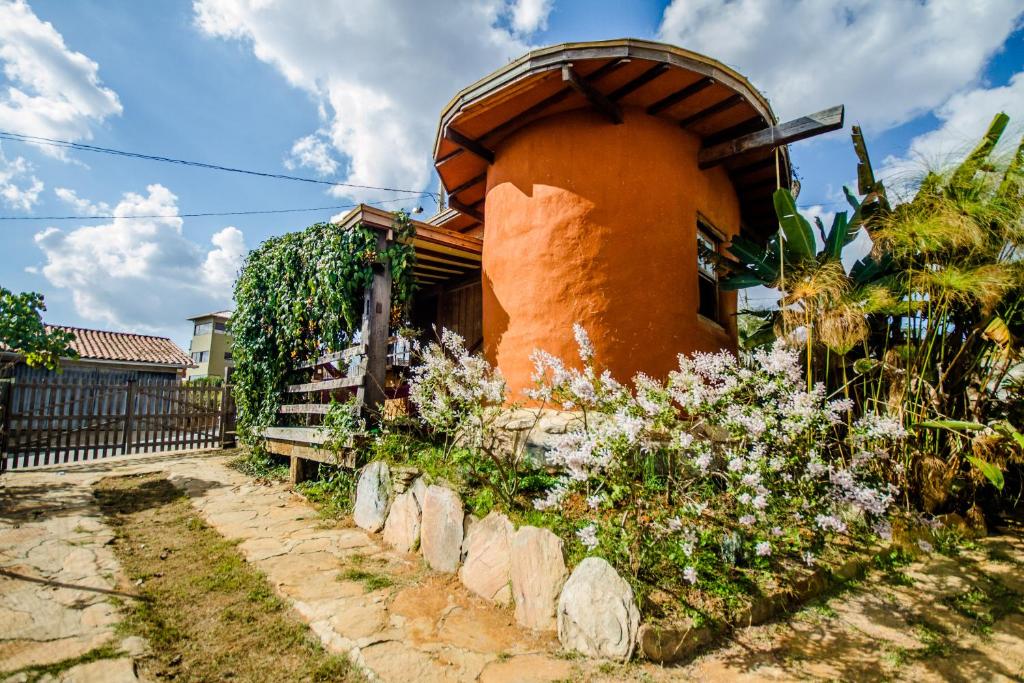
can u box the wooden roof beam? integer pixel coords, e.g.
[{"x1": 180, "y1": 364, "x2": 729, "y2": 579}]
[
  {"x1": 700, "y1": 105, "x2": 845, "y2": 169},
  {"x1": 448, "y1": 171, "x2": 487, "y2": 198},
  {"x1": 481, "y1": 58, "x2": 630, "y2": 144},
  {"x1": 562, "y1": 64, "x2": 622, "y2": 124},
  {"x1": 444, "y1": 127, "x2": 495, "y2": 164},
  {"x1": 702, "y1": 115, "x2": 766, "y2": 147},
  {"x1": 448, "y1": 196, "x2": 484, "y2": 222},
  {"x1": 679, "y1": 94, "x2": 744, "y2": 128},
  {"x1": 646, "y1": 76, "x2": 714, "y2": 115},
  {"x1": 608, "y1": 62, "x2": 670, "y2": 101}
]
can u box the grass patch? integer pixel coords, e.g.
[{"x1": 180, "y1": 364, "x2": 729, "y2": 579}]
[
  {"x1": 940, "y1": 576, "x2": 1023, "y2": 635},
  {"x1": 95, "y1": 473, "x2": 362, "y2": 682},
  {"x1": 339, "y1": 568, "x2": 395, "y2": 592},
  {"x1": 229, "y1": 448, "x2": 290, "y2": 481},
  {"x1": 4, "y1": 643, "x2": 123, "y2": 683},
  {"x1": 873, "y1": 548, "x2": 915, "y2": 587}
]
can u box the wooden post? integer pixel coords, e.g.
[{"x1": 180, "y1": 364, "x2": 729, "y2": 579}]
[
  {"x1": 121, "y1": 380, "x2": 136, "y2": 455},
  {"x1": 289, "y1": 455, "x2": 317, "y2": 485},
  {"x1": 0, "y1": 380, "x2": 12, "y2": 474},
  {"x1": 360, "y1": 230, "x2": 392, "y2": 417},
  {"x1": 218, "y1": 386, "x2": 229, "y2": 449}
]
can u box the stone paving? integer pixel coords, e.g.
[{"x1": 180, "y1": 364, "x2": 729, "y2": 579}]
[{"x1": 3, "y1": 450, "x2": 1024, "y2": 682}]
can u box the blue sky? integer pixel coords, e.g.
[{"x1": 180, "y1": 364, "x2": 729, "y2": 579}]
[{"x1": 1, "y1": 0, "x2": 1022, "y2": 349}]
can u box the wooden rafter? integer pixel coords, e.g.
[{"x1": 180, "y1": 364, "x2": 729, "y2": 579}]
[
  {"x1": 448, "y1": 171, "x2": 487, "y2": 198},
  {"x1": 679, "y1": 94, "x2": 743, "y2": 128},
  {"x1": 562, "y1": 64, "x2": 622, "y2": 124},
  {"x1": 699, "y1": 105, "x2": 845, "y2": 169},
  {"x1": 444, "y1": 127, "x2": 495, "y2": 164},
  {"x1": 646, "y1": 76, "x2": 714, "y2": 115},
  {"x1": 482, "y1": 58, "x2": 629, "y2": 144},
  {"x1": 448, "y1": 196, "x2": 484, "y2": 222},
  {"x1": 608, "y1": 63, "x2": 669, "y2": 101},
  {"x1": 702, "y1": 115, "x2": 766, "y2": 147}
]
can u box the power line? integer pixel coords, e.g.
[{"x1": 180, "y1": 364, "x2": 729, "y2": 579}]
[
  {"x1": 0, "y1": 194, "x2": 431, "y2": 221},
  {"x1": 0, "y1": 130, "x2": 435, "y2": 198}
]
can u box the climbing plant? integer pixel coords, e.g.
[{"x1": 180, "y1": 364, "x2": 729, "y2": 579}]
[{"x1": 230, "y1": 212, "x2": 416, "y2": 447}]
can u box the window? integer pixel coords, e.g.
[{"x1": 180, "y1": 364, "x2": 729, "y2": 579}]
[
  {"x1": 193, "y1": 322, "x2": 213, "y2": 336},
  {"x1": 697, "y1": 223, "x2": 720, "y2": 322},
  {"x1": 223, "y1": 351, "x2": 233, "y2": 361},
  {"x1": 214, "y1": 322, "x2": 227, "y2": 332},
  {"x1": 191, "y1": 351, "x2": 209, "y2": 363}
]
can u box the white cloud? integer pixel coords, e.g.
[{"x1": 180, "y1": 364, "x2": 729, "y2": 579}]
[
  {"x1": 658, "y1": 0, "x2": 1023, "y2": 130},
  {"x1": 54, "y1": 186, "x2": 110, "y2": 215},
  {"x1": 0, "y1": 141, "x2": 42, "y2": 210},
  {"x1": 284, "y1": 133, "x2": 338, "y2": 176},
  {"x1": 193, "y1": 0, "x2": 547, "y2": 199},
  {"x1": 880, "y1": 71, "x2": 1024, "y2": 197},
  {"x1": 202, "y1": 226, "x2": 246, "y2": 289},
  {"x1": 511, "y1": 0, "x2": 553, "y2": 34},
  {"x1": 33, "y1": 184, "x2": 246, "y2": 337},
  {"x1": 0, "y1": 0, "x2": 122, "y2": 152}
]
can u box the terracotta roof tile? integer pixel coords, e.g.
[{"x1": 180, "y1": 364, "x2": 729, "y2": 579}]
[{"x1": 44, "y1": 325, "x2": 194, "y2": 368}]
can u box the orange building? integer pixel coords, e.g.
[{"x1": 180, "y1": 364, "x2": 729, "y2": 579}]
[{"x1": 420, "y1": 39, "x2": 843, "y2": 398}]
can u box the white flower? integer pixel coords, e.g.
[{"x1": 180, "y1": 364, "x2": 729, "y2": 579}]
[
  {"x1": 917, "y1": 539, "x2": 933, "y2": 554},
  {"x1": 802, "y1": 551, "x2": 815, "y2": 566},
  {"x1": 666, "y1": 516, "x2": 683, "y2": 532},
  {"x1": 739, "y1": 514, "x2": 756, "y2": 527},
  {"x1": 573, "y1": 323, "x2": 595, "y2": 362},
  {"x1": 681, "y1": 542, "x2": 695, "y2": 557},
  {"x1": 771, "y1": 526, "x2": 783, "y2": 537},
  {"x1": 755, "y1": 541, "x2": 772, "y2": 557},
  {"x1": 577, "y1": 523, "x2": 599, "y2": 551},
  {"x1": 683, "y1": 566, "x2": 698, "y2": 584},
  {"x1": 814, "y1": 514, "x2": 847, "y2": 533},
  {"x1": 586, "y1": 494, "x2": 602, "y2": 510}
]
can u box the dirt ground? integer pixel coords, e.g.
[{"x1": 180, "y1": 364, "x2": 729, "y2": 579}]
[{"x1": 2, "y1": 450, "x2": 1023, "y2": 682}]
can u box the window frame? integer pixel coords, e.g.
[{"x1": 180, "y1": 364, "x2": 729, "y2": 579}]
[{"x1": 696, "y1": 216, "x2": 724, "y2": 324}]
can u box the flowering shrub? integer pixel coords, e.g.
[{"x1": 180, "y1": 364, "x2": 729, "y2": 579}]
[
  {"x1": 527, "y1": 325, "x2": 904, "y2": 616},
  {"x1": 408, "y1": 328, "x2": 542, "y2": 507},
  {"x1": 408, "y1": 324, "x2": 906, "y2": 620}
]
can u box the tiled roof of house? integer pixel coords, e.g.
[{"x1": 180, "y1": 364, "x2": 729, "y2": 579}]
[{"x1": 45, "y1": 325, "x2": 194, "y2": 368}]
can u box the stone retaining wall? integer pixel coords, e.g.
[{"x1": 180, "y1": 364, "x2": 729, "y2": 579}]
[{"x1": 351, "y1": 460, "x2": 640, "y2": 661}]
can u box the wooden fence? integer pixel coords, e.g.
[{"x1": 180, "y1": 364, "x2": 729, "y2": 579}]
[{"x1": 0, "y1": 379, "x2": 236, "y2": 472}]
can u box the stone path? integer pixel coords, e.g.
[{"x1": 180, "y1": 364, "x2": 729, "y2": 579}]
[{"x1": 2, "y1": 450, "x2": 1023, "y2": 682}]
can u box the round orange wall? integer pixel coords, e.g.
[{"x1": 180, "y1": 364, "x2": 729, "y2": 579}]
[{"x1": 482, "y1": 106, "x2": 741, "y2": 400}]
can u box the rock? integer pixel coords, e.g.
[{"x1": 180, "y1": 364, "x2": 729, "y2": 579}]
[
  {"x1": 510, "y1": 526, "x2": 567, "y2": 631},
  {"x1": 459, "y1": 512, "x2": 514, "y2": 604},
  {"x1": 118, "y1": 635, "x2": 150, "y2": 658},
  {"x1": 637, "y1": 619, "x2": 720, "y2": 663},
  {"x1": 461, "y1": 514, "x2": 480, "y2": 561},
  {"x1": 382, "y1": 489, "x2": 421, "y2": 552},
  {"x1": 557, "y1": 556, "x2": 639, "y2": 660},
  {"x1": 420, "y1": 485, "x2": 465, "y2": 573},
  {"x1": 353, "y1": 461, "x2": 392, "y2": 533}
]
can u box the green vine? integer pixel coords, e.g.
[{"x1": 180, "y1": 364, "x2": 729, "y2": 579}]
[{"x1": 230, "y1": 212, "x2": 416, "y2": 447}]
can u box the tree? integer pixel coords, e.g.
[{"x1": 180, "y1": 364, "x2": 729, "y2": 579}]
[{"x1": 0, "y1": 287, "x2": 77, "y2": 373}]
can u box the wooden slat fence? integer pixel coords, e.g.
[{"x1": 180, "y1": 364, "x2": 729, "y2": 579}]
[{"x1": 1, "y1": 379, "x2": 236, "y2": 472}]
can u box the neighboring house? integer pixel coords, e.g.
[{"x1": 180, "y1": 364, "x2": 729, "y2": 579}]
[
  {"x1": 1, "y1": 325, "x2": 193, "y2": 385},
  {"x1": 328, "y1": 39, "x2": 843, "y2": 397},
  {"x1": 186, "y1": 311, "x2": 234, "y2": 381}
]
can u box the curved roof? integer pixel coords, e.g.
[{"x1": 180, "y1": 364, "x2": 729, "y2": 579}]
[{"x1": 432, "y1": 38, "x2": 792, "y2": 237}]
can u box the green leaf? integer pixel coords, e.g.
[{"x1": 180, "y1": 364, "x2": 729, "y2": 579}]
[
  {"x1": 720, "y1": 273, "x2": 769, "y2": 291},
  {"x1": 966, "y1": 456, "x2": 1004, "y2": 492},
  {"x1": 772, "y1": 188, "x2": 816, "y2": 260},
  {"x1": 725, "y1": 235, "x2": 779, "y2": 282},
  {"x1": 823, "y1": 211, "x2": 854, "y2": 261},
  {"x1": 950, "y1": 112, "x2": 1009, "y2": 188},
  {"x1": 915, "y1": 419, "x2": 987, "y2": 432},
  {"x1": 992, "y1": 421, "x2": 1024, "y2": 449}
]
